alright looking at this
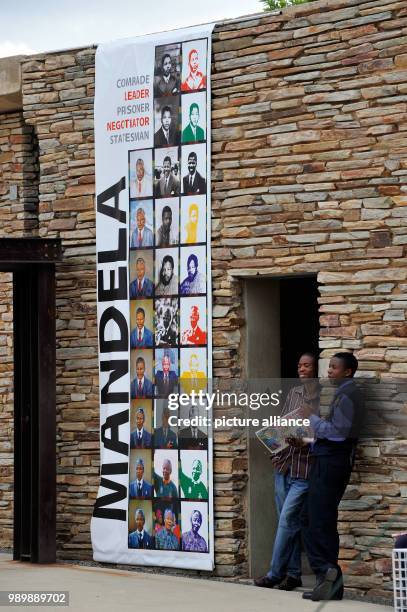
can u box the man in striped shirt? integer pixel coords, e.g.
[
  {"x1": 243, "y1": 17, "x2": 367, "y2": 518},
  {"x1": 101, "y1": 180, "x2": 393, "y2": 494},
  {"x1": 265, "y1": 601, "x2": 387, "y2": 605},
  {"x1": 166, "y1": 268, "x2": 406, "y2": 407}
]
[{"x1": 255, "y1": 353, "x2": 320, "y2": 591}]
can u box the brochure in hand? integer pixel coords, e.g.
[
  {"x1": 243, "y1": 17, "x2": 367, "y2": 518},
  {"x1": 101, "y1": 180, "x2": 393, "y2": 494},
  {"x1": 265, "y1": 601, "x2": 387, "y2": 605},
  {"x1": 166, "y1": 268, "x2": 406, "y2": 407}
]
[{"x1": 255, "y1": 407, "x2": 314, "y2": 455}]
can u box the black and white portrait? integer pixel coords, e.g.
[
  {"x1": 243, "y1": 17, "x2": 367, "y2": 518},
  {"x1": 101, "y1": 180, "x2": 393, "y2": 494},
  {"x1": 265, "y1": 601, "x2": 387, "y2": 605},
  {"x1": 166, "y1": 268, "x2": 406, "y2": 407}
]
[
  {"x1": 154, "y1": 43, "x2": 181, "y2": 97},
  {"x1": 154, "y1": 97, "x2": 180, "y2": 148},
  {"x1": 181, "y1": 143, "x2": 206, "y2": 196},
  {"x1": 155, "y1": 198, "x2": 179, "y2": 247},
  {"x1": 154, "y1": 147, "x2": 180, "y2": 198},
  {"x1": 154, "y1": 297, "x2": 179, "y2": 347}
]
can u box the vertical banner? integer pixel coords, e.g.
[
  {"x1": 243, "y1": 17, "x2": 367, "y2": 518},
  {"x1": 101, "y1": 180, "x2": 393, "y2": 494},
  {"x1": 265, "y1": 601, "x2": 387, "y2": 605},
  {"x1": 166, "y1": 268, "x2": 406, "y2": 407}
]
[{"x1": 92, "y1": 25, "x2": 214, "y2": 571}]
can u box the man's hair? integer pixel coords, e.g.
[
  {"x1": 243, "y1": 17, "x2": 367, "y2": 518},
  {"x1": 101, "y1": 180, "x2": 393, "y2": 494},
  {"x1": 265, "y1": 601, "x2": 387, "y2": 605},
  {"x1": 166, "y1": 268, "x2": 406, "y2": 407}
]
[
  {"x1": 136, "y1": 207, "x2": 145, "y2": 215},
  {"x1": 136, "y1": 357, "x2": 146, "y2": 367},
  {"x1": 136, "y1": 158, "x2": 144, "y2": 166},
  {"x1": 163, "y1": 155, "x2": 172, "y2": 166},
  {"x1": 161, "y1": 254, "x2": 174, "y2": 271},
  {"x1": 333, "y1": 352, "x2": 358, "y2": 376},
  {"x1": 188, "y1": 203, "x2": 198, "y2": 217},
  {"x1": 188, "y1": 48, "x2": 197, "y2": 63},
  {"x1": 161, "y1": 105, "x2": 172, "y2": 118},
  {"x1": 188, "y1": 151, "x2": 197, "y2": 162},
  {"x1": 136, "y1": 307, "x2": 145, "y2": 317},
  {"x1": 189, "y1": 102, "x2": 199, "y2": 116},
  {"x1": 191, "y1": 509, "x2": 202, "y2": 522},
  {"x1": 136, "y1": 407, "x2": 145, "y2": 417},
  {"x1": 300, "y1": 352, "x2": 317, "y2": 362},
  {"x1": 136, "y1": 458, "x2": 144, "y2": 468},
  {"x1": 162, "y1": 205, "x2": 172, "y2": 218},
  {"x1": 135, "y1": 508, "x2": 145, "y2": 520},
  {"x1": 164, "y1": 508, "x2": 174, "y2": 520},
  {"x1": 136, "y1": 257, "x2": 145, "y2": 265},
  {"x1": 192, "y1": 458, "x2": 202, "y2": 470},
  {"x1": 187, "y1": 254, "x2": 198, "y2": 269},
  {"x1": 161, "y1": 53, "x2": 171, "y2": 67}
]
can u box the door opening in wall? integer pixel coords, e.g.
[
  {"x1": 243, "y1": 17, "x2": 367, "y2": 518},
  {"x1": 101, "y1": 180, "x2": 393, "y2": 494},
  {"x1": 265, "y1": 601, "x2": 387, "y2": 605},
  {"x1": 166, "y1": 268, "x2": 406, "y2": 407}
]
[
  {"x1": 0, "y1": 238, "x2": 60, "y2": 564},
  {"x1": 245, "y1": 274, "x2": 320, "y2": 579}
]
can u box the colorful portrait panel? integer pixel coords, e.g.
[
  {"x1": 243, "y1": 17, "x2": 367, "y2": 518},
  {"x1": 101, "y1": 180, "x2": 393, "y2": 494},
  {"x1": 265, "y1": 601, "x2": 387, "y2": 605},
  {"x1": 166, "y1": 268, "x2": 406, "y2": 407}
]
[
  {"x1": 129, "y1": 449, "x2": 153, "y2": 498},
  {"x1": 180, "y1": 501, "x2": 208, "y2": 553},
  {"x1": 180, "y1": 195, "x2": 206, "y2": 245},
  {"x1": 180, "y1": 347, "x2": 207, "y2": 395},
  {"x1": 153, "y1": 499, "x2": 181, "y2": 550},
  {"x1": 130, "y1": 349, "x2": 154, "y2": 399},
  {"x1": 128, "y1": 500, "x2": 154, "y2": 549},
  {"x1": 179, "y1": 450, "x2": 208, "y2": 500},
  {"x1": 130, "y1": 299, "x2": 154, "y2": 349},
  {"x1": 130, "y1": 399, "x2": 153, "y2": 449},
  {"x1": 153, "y1": 448, "x2": 179, "y2": 498},
  {"x1": 129, "y1": 149, "x2": 153, "y2": 199},
  {"x1": 129, "y1": 199, "x2": 154, "y2": 248},
  {"x1": 129, "y1": 250, "x2": 154, "y2": 299},
  {"x1": 154, "y1": 347, "x2": 179, "y2": 398},
  {"x1": 180, "y1": 296, "x2": 207, "y2": 346},
  {"x1": 181, "y1": 39, "x2": 207, "y2": 92},
  {"x1": 180, "y1": 245, "x2": 206, "y2": 296},
  {"x1": 181, "y1": 91, "x2": 206, "y2": 144}
]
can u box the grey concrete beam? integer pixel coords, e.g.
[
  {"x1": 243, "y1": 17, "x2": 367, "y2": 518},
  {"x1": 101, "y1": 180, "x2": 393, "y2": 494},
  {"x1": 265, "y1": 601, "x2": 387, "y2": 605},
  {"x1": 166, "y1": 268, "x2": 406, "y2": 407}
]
[{"x1": 0, "y1": 56, "x2": 24, "y2": 113}]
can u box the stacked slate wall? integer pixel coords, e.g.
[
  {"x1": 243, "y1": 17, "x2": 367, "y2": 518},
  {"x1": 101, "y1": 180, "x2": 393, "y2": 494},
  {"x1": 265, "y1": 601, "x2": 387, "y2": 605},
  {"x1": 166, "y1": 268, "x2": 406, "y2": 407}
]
[{"x1": 0, "y1": 0, "x2": 405, "y2": 599}]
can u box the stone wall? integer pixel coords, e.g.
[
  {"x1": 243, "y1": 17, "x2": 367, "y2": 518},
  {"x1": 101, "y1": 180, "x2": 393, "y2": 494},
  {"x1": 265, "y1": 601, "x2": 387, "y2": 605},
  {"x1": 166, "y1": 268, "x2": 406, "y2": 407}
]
[
  {"x1": 0, "y1": 0, "x2": 405, "y2": 601},
  {"x1": 210, "y1": 0, "x2": 407, "y2": 599},
  {"x1": 0, "y1": 273, "x2": 13, "y2": 548},
  {"x1": 0, "y1": 111, "x2": 38, "y2": 235}
]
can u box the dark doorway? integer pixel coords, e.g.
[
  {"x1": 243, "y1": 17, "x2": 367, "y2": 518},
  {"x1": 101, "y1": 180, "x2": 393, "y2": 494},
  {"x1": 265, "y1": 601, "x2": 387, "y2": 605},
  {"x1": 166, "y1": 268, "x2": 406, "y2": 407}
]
[
  {"x1": 245, "y1": 274, "x2": 319, "y2": 578},
  {"x1": 0, "y1": 238, "x2": 61, "y2": 563},
  {"x1": 280, "y1": 276, "x2": 320, "y2": 378}
]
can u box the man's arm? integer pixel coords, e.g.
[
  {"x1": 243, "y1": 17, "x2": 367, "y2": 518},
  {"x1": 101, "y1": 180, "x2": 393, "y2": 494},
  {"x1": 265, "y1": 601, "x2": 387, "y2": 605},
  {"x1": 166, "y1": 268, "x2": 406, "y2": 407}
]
[
  {"x1": 153, "y1": 472, "x2": 162, "y2": 492},
  {"x1": 179, "y1": 469, "x2": 189, "y2": 494},
  {"x1": 280, "y1": 388, "x2": 295, "y2": 417},
  {"x1": 310, "y1": 393, "x2": 354, "y2": 440}
]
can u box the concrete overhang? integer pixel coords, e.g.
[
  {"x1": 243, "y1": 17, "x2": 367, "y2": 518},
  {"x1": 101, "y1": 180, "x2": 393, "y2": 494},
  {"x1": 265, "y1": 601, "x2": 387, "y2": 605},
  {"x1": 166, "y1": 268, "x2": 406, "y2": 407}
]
[{"x1": 0, "y1": 56, "x2": 24, "y2": 113}]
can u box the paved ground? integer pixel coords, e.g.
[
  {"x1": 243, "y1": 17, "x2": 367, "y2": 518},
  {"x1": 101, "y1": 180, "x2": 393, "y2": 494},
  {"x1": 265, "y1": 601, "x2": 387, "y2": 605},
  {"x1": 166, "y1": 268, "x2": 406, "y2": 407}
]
[{"x1": 0, "y1": 554, "x2": 391, "y2": 612}]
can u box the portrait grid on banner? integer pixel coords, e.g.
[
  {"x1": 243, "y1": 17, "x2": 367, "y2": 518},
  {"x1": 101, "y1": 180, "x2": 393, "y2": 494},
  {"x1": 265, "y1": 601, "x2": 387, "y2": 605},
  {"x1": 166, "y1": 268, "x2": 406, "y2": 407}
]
[{"x1": 126, "y1": 36, "x2": 211, "y2": 562}]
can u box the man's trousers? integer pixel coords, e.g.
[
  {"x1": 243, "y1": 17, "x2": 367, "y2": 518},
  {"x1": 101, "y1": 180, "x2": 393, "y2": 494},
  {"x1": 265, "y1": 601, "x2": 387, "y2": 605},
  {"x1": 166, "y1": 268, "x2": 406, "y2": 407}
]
[
  {"x1": 267, "y1": 471, "x2": 309, "y2": 580},
  {"x1": 302, "y1": 453, "x2": 352, "y2": 577}
]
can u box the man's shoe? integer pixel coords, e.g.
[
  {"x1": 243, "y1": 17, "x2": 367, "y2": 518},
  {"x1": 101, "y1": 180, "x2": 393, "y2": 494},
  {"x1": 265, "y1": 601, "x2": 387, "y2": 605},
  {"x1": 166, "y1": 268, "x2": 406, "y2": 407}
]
[
  {"x1": 278, "y1": 576, "x2": 302, "y2": 591},
  {"x1": 254, "y1": 575, "x2": 283, "y2": 588},
  {"x1": 302, "y1": 568, "x2": 339, "y2": 601}
]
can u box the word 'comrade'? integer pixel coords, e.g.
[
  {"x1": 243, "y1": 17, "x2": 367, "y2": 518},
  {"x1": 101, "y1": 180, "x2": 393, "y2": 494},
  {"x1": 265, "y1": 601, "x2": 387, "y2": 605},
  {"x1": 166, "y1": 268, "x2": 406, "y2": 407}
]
[{"x1": 116, "y1": 75, "x2": 150, "y2": 87}]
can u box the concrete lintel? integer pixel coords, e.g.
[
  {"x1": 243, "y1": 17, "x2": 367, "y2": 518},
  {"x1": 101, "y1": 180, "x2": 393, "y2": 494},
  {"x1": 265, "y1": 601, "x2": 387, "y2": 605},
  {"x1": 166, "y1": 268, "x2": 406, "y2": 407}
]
[{"x1": 0, "y1": 56, "x2": 24, "y2": 113}]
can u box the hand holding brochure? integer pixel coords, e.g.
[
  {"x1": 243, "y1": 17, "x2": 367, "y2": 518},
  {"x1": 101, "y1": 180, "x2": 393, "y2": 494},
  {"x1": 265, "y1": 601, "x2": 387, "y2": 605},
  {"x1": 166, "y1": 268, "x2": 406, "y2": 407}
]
[{"x1": 255, "y1": 406, "x2": 314, "y2": 454}]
